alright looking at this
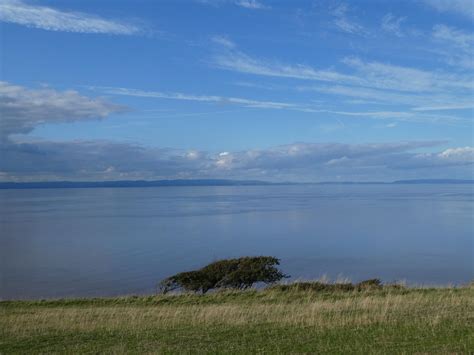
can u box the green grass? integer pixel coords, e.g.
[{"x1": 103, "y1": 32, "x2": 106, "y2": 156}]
[{"x1": 1, "y1": 284, "x2": 473, "y2": 354}]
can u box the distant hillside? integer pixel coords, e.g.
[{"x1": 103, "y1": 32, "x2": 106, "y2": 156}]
[
  {"x1": 0, "y1": 179, "x2": 276, "y2": 189},
  {"x1": 0, "y1": 179, "x2": 472, "y2": 189},
  {"x1": 392, "y1": 179, "x2": 474, "y2": 184}
]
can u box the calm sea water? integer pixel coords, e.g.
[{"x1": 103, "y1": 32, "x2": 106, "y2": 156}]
[{"x1": 1, "y1": 184, "x2": 473, "y2": 299}]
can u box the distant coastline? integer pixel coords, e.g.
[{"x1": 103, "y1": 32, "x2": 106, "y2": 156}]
[{"x1": 0, "y1": 179, "x2": 473, "y2": 189}]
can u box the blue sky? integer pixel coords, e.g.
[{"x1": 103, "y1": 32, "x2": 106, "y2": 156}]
[{"x1": 0, "y1": 0, "x2": 473, "y2": 181}]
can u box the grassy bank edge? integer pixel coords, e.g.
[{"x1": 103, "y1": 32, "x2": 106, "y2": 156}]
[{"x1": 1, "y1": 282, "x2": 472, "y2": 307}]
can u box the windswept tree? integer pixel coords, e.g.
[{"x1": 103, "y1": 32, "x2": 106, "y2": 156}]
[{"x1": 159, "y1": 256, "x2": 288, "y2": 294}]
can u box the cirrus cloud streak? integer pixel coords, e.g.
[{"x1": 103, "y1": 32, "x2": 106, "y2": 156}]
[{"x1": 0, "y1": 0, "x2": 143, "y2": 34}]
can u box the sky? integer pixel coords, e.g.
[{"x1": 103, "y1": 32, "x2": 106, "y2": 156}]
[{"x1": 0, "y1": 0, "x2": 473, "y2": 182}]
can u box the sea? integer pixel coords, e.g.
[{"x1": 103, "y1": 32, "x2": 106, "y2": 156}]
[{"x1": 1, "y1": 184, "x2": 473, "y2": 299}]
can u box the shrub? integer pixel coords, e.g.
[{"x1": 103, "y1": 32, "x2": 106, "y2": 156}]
[
  {"x1": 270, "y1": 279, "x2": 385, "y2": 293},
  {"x1": 356, "y1": 278, "x2": 382, "y2": 290},
  {"x1": 269, "y1": 282, "x2": 355, "y2": 292},
  {"x1": 158, "y1": 271, "x2": 209, "y2": 294},
  {"x1": 159, "y1": 256, "x2": 288, "y2": 294}
]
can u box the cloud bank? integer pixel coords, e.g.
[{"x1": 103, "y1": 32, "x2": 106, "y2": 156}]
[{"x1": 2, "y1": 139, "x2": 473, "y2": 182}]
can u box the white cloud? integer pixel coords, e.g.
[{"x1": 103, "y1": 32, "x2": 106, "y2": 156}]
[
  {"x1": 211, "y1": 35, "x2": 236, "y2": 48},
  {"x1": 315, "y1": 109, "x2": 465, "y2": 124},
  {"x1": 404, "y1": 147, "x2": 474, "y2": 169},
  {"x1": 214, "y1": 50, "x2": 358, "y2": 83},
  {"x1": 438, "y1": 147, "x2": 474, "y2": 161},
  {"x1": 196, "y1": 0, "x2": 268, "y2": 10},
  {"x1": 0, "y1": 81, "x2": 125, "y2": 139},
  {"x1": 412, "y1": 104, "x2": 474, "y2": 111},
  {"x1": 3, "y1": 139, "x2": 472, "y2": 182},
  {"x1": 96, "y1": 86, "x2": 299, "y2": 110},
  {"x1": 0, "y1": 0, "x2": 142, "y2": 34},
  {"x1": 209, "y1": 33, "x2": 473, "y2": 123},
  {"x1": 100, "y1": 87, "x2": 450, "y2": 125},
  {"x1": 424, "y1": 0, "x2": 474, "y2": 20},
  {"x1": 381, "y1": 13, "x2": 406, "y2": 37},
  {"x1": 95, "y1": 84, "x2": 470, "y2": 125},
  {"x1": 214, "y1": 46, "x2": 473, "y2": 95},
  {"x1": 303, "y1": 84, "x2": 435, "y2": 106},
  {"x1": 235, "y1": 0, "x2": 267, "y2": 9},
  {"x1": 341, "y1": 56, "x2": 472, "y2": 92},
  {"x1": 210, "y1": 40, "x2": 473, "y2": 124},
  {"x1": 331, "y1": 3, "x2": 366, "y2": 35},
  {"x1": 431, "y1": 25, "x2": 474, "y2": 69},
  {"x1": 301, "y1": 84, "x2": 474, "y2": 114},
  {"x1": 433, "y1": 25, "x2": 473, "y2": 52}
]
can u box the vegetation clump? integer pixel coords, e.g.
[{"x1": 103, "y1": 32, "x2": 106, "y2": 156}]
[
  {"x1": 356, "y1": 278, "x2": 382, "y2": 290},
  {"x1": 159, "y1": 256, "x2": 288, "y2": 294},
  {"x1": 270, "y1": 281, "x2": 354, "y2": 292},
  {"x1": 269, "y1": 278, "x2": 385, "y2": 293}
]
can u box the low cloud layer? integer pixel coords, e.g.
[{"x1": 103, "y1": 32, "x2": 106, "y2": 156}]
[{"x1": 1, "y1": 139, "x2": 473, "y2": 182}]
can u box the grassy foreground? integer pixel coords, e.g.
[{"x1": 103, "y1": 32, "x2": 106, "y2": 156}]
[{"x1": 1, "y1": 284, "x2": 473, "y2": 354}]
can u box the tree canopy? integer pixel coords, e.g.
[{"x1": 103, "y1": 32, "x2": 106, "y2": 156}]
[{"x1": 159, "y1": 256, "x2": 288, "y2": 294}]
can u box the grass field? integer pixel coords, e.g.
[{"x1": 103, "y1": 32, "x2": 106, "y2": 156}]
[{"x1": 1, "y1": 283, "x2": 473, "y2": 353}]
